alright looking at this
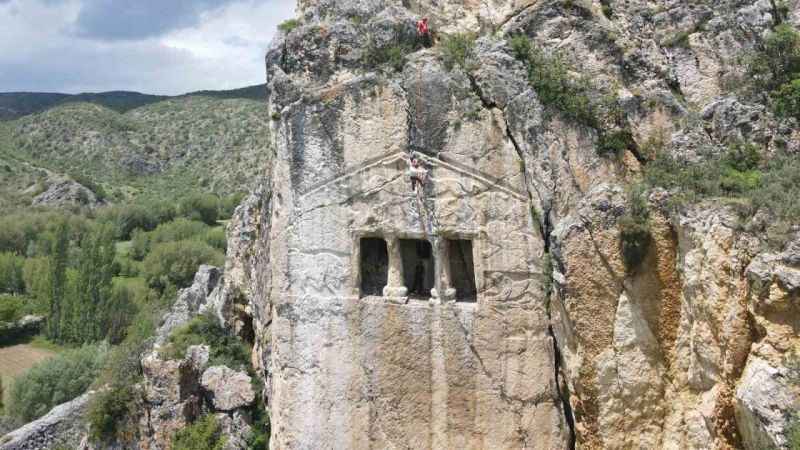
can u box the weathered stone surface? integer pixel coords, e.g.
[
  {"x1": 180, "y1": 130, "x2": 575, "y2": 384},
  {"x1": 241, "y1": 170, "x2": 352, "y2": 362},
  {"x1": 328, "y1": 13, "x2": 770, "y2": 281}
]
[
  {"x1": 138, "y1": 345, "x2": 210, "y2": 448},
  {"x1": 735, "y1": 356, "x2": 798, "y2": 450},
  {"x1": 252, "y1": 0, "x2": 800, "y2": 448},
  {"x1": 201, "y1": 366, "x2": 256, "y2": 411},
  {"x1": 205, "y1": 187, "x2": 268, "y2": 345},
  {"x1": 31, "y1": 179, "x2": 104, "y2": 209},
  {"x1": 0, "y1": 391, "x2": 95, "y2": 450},
  {"x1": 155, "y1": 265, "x2": 221, "y2": 345}
]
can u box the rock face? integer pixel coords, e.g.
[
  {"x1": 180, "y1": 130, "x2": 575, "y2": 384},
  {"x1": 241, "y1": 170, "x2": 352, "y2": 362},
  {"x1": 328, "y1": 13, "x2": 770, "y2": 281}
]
[
  {"x1": 234, "y1": 0, "x2": 800, "y2": 449},
  {"x1": 0, "y1": 391, "x2": 95, "y2": 450}
]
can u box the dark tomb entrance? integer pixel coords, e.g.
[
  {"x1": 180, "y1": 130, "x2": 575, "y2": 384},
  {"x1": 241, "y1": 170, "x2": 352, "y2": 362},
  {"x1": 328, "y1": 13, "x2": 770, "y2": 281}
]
[
  {"x1": 400, "y1": 239, "x2": 435, "y2": 299},
  {"x1": 448, "y1": 239, "x2": 477, "y2": 302},
  {"x1": 360, "y1": 237, "x2": 388, "y2": 297}
]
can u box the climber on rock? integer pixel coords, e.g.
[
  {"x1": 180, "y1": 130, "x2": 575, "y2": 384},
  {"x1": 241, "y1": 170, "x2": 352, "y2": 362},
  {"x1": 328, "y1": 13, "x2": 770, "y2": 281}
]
[
  {"x1": 417, "y1": 17, "x2": 433, "y2": 47},
  {"x1": 408, "y1": 155, "x2": 428, "y2": 192}
]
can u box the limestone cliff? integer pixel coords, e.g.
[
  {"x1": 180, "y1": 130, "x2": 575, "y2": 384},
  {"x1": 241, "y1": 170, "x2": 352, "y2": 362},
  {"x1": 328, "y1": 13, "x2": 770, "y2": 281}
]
[
  {"x1": 2, "y1": 3, "x2": 799, "y2": 448},
  {"x1": 212, "y1": 0, "x2": 800, "y2": 449}
]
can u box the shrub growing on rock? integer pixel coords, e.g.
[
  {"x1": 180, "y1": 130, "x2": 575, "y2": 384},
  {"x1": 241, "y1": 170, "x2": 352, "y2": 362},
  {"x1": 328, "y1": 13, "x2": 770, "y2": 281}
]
[
  {"x1": 440, "y1": 33, "x2": 476, "y2": 71},
  {"x1": 773, "y1": 78, "x2": 800, "y2": 121},
  {"x1": 162, "y1": 312, "x2": 250, "y2": 370},
  {"x1": 747, "y1": 23, "x2": 800, "y2": 92},
  {"x1": 87, "y1": 383, "x2": 135, "y2": 443},
  {"x1": 277, "y1": 19, "x2": 300, "y2": 34},
  {"x1": 173, "y1": 414, "x2": 226, "y2": 450},
  {"x1": 618, "y1": 186, "x2": 651, "y2": 271}
]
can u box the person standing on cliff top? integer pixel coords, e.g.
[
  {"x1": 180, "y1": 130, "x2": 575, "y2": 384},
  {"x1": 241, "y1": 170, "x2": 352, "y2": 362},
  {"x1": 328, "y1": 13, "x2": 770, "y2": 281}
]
[{"x1": 417, "y1": 17, "x2": 433, "y2": 47}]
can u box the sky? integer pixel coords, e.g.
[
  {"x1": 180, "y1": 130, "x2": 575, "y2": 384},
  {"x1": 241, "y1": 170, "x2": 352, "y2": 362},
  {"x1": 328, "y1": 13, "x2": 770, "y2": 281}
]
[{"x1": 0, "y1": 0, "x2": 296, "y2": 95}]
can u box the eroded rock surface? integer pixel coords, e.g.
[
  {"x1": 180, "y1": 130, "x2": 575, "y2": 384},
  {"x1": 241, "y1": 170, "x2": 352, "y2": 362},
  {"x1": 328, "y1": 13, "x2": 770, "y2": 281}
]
[
  {"x1": 243, "y1": 0, "x2": 800, "y2": 449},
  {"x1": 0, "y1": 391, "x2": 95, "y2": 450},
  {"x1": 201, "y1": 366, "x2": 256, "y2": 411}
]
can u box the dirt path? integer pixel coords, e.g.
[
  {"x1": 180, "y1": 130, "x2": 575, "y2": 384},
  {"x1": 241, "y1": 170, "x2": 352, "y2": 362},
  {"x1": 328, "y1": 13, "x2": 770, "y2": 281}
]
[{"x1": 0, "y1": 344, "x2": 55, "y2": 393}]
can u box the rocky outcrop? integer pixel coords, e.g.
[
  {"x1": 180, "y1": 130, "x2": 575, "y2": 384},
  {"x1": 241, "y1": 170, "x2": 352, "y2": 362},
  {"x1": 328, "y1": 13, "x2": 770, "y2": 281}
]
[
  {"x1": 201, "y1": 366, "x2": 256, "y2": 411},
  {"x1": 138, "y1": 345, "x2": 210, "y2": 448},
  {"x1": 0, "y1": 391, "x2": 95, "y2": 450},
  {"x1": 0, "y1": 315, "x2": 44, "y2": 344},
  {"x1": 31, "y1": 179, "x2": 104, "y2": 209},
  {"x1": 155, "y1": 265, "x2": 221, "y2": 345}
]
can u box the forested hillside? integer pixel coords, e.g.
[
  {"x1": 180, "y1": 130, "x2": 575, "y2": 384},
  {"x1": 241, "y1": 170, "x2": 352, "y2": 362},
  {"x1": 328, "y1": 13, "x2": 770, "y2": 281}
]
[{"x1": 0, "y1": 87, "x2": 270, "y2": 446}]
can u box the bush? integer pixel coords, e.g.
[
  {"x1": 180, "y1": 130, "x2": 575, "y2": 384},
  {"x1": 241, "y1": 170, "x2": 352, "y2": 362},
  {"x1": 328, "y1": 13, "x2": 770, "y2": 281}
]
[
  {"x1": 162, "y1": 312, "x2": 250, "y2": 370},
  {"x1": 773, "y1": 78, "x2": 800, "y2": 121},
  {"x1": 204, "y1": 228, "x2": 227, "y2": 252},
  {"x1": 597, "y1": 130, "x2": 636, "y2": 157},
  {"x1": 87, "y1": 383, "x2": 135, "y2": 443},
  {"x1": 512, "y1": 40, "x2": 597, "y2": 127},
  {"x1": 618, "y1": 186, "x2": 651, "y2": 271},
  {"x1": 179, "y1": 194, "x2": 220, "y2": 226},
  {"x1": 440, "y1": 33, "x2": 476, "y2": 71},
  {"x1": 789, "y1": 415, "x2": 800, "y2": 450},
  {"x1": 9, "y1": 343, "x2": 109, "y2": 422},
  {"x1": 0, "y1": 252, "x2": 24, "y2": 295},
  {"x1": 277, "y1": 18, "x2": 300, "y2": 33},
  {"x1": 129, "y1": 228, "x2": 149, "y2": 261},
  {"x1": 509, "y1": 34, "x2": 531, "y2": 61},
  {"x1": 644, "y1": 144, "x2": 800, "y2": 247},
  {"x1": 0, "y1": 294, "x2": 24, "y2": 322},
  {"x1": 142, "y1": 240, "x2": 223, "y2": 291},
  {"x1": 364, "y1": 43, "x2": 413, "y2": 72},
  {"x1": 173, "y1": 414, "x2": 226, "y2": 450},
  {"x1": 219, "y1": 193, "x2": 245, "y2": 219},
  {"x1": 747, "y1": 23, "x2": 800, "y2": 92}
]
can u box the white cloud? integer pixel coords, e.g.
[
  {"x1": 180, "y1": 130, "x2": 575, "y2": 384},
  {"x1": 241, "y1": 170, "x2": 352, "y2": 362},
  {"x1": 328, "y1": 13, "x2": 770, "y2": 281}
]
[{"x1": 0, "y1": 0, "x2": 295, "y2": 94}]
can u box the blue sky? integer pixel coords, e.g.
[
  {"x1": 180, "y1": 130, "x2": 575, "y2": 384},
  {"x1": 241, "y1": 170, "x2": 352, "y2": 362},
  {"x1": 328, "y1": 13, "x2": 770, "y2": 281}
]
[{"x1": 0, "y1": 0, "x2": 295, "y2": 95}]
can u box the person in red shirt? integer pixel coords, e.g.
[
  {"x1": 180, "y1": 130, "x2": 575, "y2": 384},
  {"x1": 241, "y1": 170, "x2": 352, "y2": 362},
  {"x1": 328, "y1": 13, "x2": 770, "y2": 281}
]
[
  {"x1": 417, "y1": 17, "x2": 429, "y2": 36},
  {"x1": 417, "y1": 17, "x2": 432, "y2": 47}
]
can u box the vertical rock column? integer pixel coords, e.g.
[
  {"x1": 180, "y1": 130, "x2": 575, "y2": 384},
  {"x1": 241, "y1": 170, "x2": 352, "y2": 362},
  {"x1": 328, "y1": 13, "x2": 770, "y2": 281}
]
[
  {"x1": 431, "y1": 237, "x2": 456, "y2": 302},
  {"x1": 383, "y1": 236, "x2": 408, "y2": 298}
]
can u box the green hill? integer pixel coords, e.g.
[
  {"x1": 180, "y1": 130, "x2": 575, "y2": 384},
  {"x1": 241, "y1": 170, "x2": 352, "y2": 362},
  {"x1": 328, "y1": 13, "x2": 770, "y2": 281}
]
[
  {"x1": 0, "y1": 84, "x2": 266, "y2": 121},
  {"x1": 0, "y1": 94, "x2": 270, "y2": 209}
]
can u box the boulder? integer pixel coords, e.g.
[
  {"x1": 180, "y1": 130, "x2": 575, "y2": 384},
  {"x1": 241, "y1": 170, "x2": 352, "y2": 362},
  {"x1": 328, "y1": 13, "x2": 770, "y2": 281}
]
[{"x1": 200, "y1": 366, "x2": 255, "y2": 411}]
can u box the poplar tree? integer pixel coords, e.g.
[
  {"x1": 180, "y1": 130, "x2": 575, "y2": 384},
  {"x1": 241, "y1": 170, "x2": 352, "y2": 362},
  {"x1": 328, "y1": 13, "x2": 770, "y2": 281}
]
[
  {"x1": 73, "y1": 225, "x2": 115, "y2": 342},
  {"x1": 47, "y1": 221, "x2": 69, "y2": 342}
]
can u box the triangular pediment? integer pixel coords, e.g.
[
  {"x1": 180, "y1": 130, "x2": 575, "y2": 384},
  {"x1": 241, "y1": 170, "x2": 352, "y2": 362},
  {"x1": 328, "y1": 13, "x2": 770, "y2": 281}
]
[{"x1": 300, "y1": 151, "x2": 527, "y2": 201}]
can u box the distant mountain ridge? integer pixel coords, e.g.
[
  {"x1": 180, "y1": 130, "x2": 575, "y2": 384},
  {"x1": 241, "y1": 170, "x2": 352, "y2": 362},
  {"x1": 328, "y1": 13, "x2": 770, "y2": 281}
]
[{"x1": 0, "y1": 84, "x2": 266, "y2": 121}]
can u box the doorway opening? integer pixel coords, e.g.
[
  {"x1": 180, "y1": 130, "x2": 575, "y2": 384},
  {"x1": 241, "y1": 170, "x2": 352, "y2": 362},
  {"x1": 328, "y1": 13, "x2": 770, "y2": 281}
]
[
  {"x1": 360, "y1": 237, "x2": 388, "y2": 297},
  {"x1": 400, "y1": 239, "x2": 435, "y2": 299},
  {"x1": 448, "y1": 239, "x2": 477, "y2": 302}
]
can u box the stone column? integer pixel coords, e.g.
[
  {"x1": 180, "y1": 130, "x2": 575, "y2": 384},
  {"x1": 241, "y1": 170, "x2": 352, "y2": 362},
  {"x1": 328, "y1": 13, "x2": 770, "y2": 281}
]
[
  {"x1": 383, "y1": 236, "x2": 408, "y2": 299},
  {"x1": 431, "y1": 237, "x2": 456, "y2": 303}
]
